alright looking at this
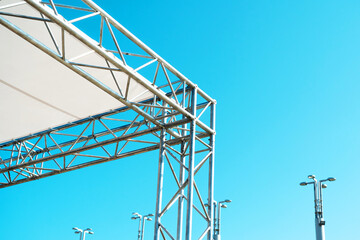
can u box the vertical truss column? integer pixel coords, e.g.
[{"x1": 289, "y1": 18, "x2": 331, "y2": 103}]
[
  {"x1": 185, "y1": 87, "x2": 197, "y2": 240},
  {"x1": 154, "y1": 128, "x2": 166, "y2": 240},
  {"x1": 177, "y1": 86, "x2": 187, "y2": 240},
  {"x1": 176, "y1": 140, "x2": 186, "y2": 240},
  {"x1": 152, "y1": 86, "x2": 216, "y2": 240},
  {"x1": 207, "y1": 103, "x2": 216, "y2": 240}
]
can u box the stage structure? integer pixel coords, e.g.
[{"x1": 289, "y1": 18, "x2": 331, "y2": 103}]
[{"x1": 0, "y1": 0, "x2": 216, "y2": 240}]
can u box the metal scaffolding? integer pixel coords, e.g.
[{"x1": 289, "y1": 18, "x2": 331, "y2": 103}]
[{"x1": 0, "y1": 1, "x2": 216, "y2": 239}]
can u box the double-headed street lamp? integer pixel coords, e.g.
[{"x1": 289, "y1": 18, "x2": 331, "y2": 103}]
[
  {"x1": 300, "y1": 175, "x2": 336, "y2": 240},
  {"x1": 72, "y1": 227, "x2": 94, "y2": 240},
  {"x1": 216, "y1": 199, "x2": 231, "y2": 240},
  {"x1": 206, "y1": 199, "x2": 232, "y2": 240},
  {"x1": 131, "y1": 212, "x2": 153, "y2": 240}
]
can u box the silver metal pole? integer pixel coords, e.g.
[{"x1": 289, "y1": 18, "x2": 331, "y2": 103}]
[
  {"x1": 185, "y1": 87, "x2": 197, "y2": 240},
  {"x1": 138, "y1": 216, "x2": 142, "y2": 240},
  {"x1": 218, "y1": 204, "x2": 222, "y2": 237},
  {"x1": 141, "y1": 217, "x2": 146, "y2": 240},
  {"x1": 176, "y1": 141, "x2": 186, "y2": 240},
  {"x1": 213, "y1": 202, "x2": 217, "y2": 238},
  {"x1": 154, "y1": 129, "x2": 166, "y2": 240},
  {"x1": 177, "y1": 89, "x2": 187, "y2": 240},
  {"x1": 319, "y1": 183, "x2": 324, "y2": 215},
  {"x1": 213, "y1": 202, "x2": 219, "y2": 240},
  {"x1": 208, "y1": 103, "x2": 216, "y2": 240},
  {"x1": 314, "y1": 180, "x2": 325, "y2": 240},
  {"x1": 318, "y1": 182, "x2": 326, "y2": 238}
]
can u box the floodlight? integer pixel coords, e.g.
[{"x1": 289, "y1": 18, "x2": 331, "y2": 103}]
[
  {"x1": 327, "y1": 177, "x2": 336, "y2": 182},
  {"x1": 308, "y1": 175, "x2": 315, "y2": 179},
  {"x1": 322, "y1": 184, "x2": 327, "y2": 189},
  {"x1": 300, "y1": 182, "x2": 307, "y2": 186}
]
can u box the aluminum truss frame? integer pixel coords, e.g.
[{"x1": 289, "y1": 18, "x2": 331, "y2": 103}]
[{"x1": 0, "y1": 1, "x2": 216, "y2": 239}]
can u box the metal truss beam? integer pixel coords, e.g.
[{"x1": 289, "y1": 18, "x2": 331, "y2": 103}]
[
  {"x1": 0, "y1": 95, "x2": 213, "y2": 188},
  {"x1": 0, "y1": 0, "x2": 215, "y2": 138},
  {"x1": 0, "y1": 1, "x2": 216, "y2": 239}
]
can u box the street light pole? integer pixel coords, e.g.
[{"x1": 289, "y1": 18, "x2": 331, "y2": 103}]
[
  {"x1": 72, "y1": 227, "x2": 94, "y2": 240},
  {"x1": 131, "y1": 212, "x2": 153, "y2": 240},
  {"x1": 206, "y1": 199, "x2": 231, "y2": 240},
  {"x1": 141, "y1": 215, "x2": 153, "y2": 240},
  {"x1": 300, "y1": 175, "x2": 336, "y2": 240},
  {"x1": 312, "y1": 177, "x2": 325, "y2": 240},
  {"x1": 213, "y1": 201, "x2": 217, "y2": 238},
  {"x1": 132, "y1": 213, "x2": 142, "y2": 240},
  {"x1": 216, "y1": 200, "x2": 231, "y2": 240}
]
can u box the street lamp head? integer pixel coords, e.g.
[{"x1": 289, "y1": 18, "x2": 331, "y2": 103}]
[
  {"x1": 132, "y1": 212, "x2": 139, "y2": 216},
  {"x1": 327, "y1": 177, "x2": 336, "y2": 182},
  {"x1": 74, "y1": 231, "x2": 81, "y2": 234},
  {"x1": 224, "y1": 199, "x2": 232, "y2": 203},
  {"x1": 146, "y1": 217, "x2": 153, "y2": 221},
  {"x1": 85, "y1": 228, "x2": 92, "y2": 231},
  {"x1": 88, "y1": 231, "x2": 94, "y2": 235},
  {"x1": 322, "y1": 184, "x2": 327, "y2": 189},
  {"x1": 221, "y1": 204, "x2": 228, "y2": 208},
  {"x1": 72, "y1": 227, "x2": 80, "y2": 231},
  {"x1": 308, "y1": 175, "x2": 315, "y2": 179},
  {"x1": 131, "y1": 216, "x2": 138, "y2": 220},
  {"x1": 147, "y1": 213, "x2": 154, "y2": 217},
  {"x1": 300, "y1": 182, "x2": 308, "y2": 186},
  {"x1": 204, "y1": 203, "x2": 209, "y2": 207}
]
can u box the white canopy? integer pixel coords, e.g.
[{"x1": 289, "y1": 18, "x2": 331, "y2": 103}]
[{"x1": 0, "y1": 0, "x2": 154, "y2": 143}]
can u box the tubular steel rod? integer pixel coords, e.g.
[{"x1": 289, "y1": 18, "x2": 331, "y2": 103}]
[
  {"x1": 185, "y1": 87, "x2": 197, "y2": 240},
  {"x1": 176, "y1": 142, "x2": 186, "y2": 240},
  {"x1": 0, "y1": 11, "x2": 52, "y2": 21},
  {"x1": 137, "y1": 216, "x2": 142, "y2": 240},
  {"x1": 40, "y1": 2, "x2": 95, "y2": 12},
  {"x1": 208, "y1": 103, "x2": 216, "y2": 240},
  {"x1": 154, "y1": 129, "x2": 166, "y2": 240}
]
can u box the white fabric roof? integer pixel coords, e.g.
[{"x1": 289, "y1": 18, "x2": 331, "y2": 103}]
[{"x1": 0, "y1": 0, "x2": 154, "y2": 143}]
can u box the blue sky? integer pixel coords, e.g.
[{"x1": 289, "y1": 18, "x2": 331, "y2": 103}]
[{"x1": 1, "y1": 0, "x2": 360, "y2": 239}]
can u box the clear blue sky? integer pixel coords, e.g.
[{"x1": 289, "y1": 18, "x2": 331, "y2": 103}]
[{"x1": 1, "y1": 0, "x2": 360, "y2": 239}]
